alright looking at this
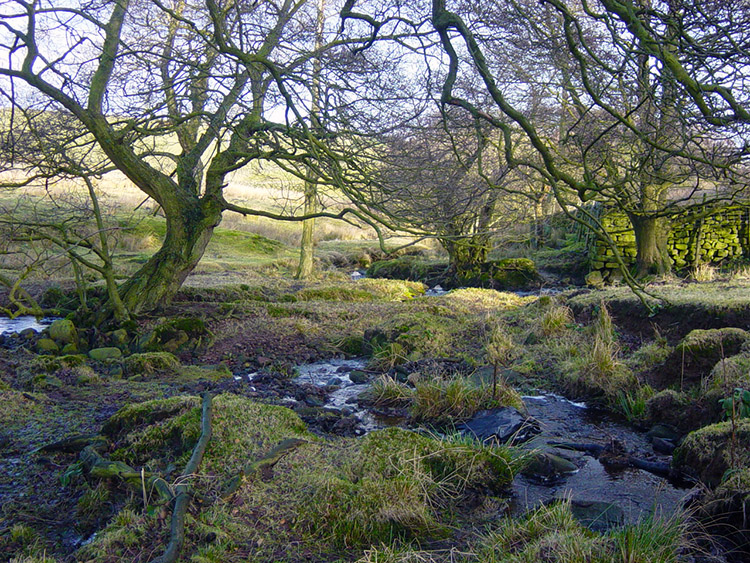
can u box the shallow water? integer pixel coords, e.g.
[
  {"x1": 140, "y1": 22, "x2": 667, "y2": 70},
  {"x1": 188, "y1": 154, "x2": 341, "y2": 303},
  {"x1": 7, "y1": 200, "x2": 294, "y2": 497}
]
[
  {"x1": 511, "y1": 393, "x2": 692, "y2": 524},
  {"x1": 0, "y1": 315, "x2": 53, "y2": 335},
  {"x1": 291, "y1": 360, "x2": 692, "y2": 525}
]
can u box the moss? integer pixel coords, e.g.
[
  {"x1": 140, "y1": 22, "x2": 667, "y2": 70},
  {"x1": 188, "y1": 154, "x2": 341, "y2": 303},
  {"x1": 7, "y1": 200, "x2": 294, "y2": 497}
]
[
  {"x1": 672, "y1": 419, "x2": 750, "y2": 487},
  {"x1": 147, "y1": 317, "x2": 214, "y2": 354},
  {"x1": 676, "y1": 327, "x2": 750, "y2": 361},
  {"x1": 707, "y1": 353, "x2": 750, "y2": 394},
  {"x1": 488, "y1": 258, "x2": 541, "y2": 290},
  {"x1": 356, "y1": 278, "x2": 426, "y2": 300},
  {"x1": 30, "y1": 354, "x2": 87, "y2": 373},
  {"x1": 102, "y1": 395, "x2": 200, "y2": 439},
  {"x1": 295, "y1": 286, "x2": 377, "y2": 302},
  {"x1": 122, "y1": 352, "x2": 180, "y2": 376},
  {"x1": 177, "y1": 364, "x2": 233, "y2": 381}
]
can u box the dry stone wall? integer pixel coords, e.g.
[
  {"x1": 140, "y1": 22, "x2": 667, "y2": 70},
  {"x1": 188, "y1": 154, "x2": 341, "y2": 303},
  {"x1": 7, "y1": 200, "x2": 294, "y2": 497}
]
[{"x1": 589, "y1": 205, "x2": 750, "y2": 282}]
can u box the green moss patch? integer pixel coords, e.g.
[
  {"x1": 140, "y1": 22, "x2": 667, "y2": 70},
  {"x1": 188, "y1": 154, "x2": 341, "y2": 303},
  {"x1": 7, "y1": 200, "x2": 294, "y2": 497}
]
[
  {"x1": 673, "y1": 419, "x2": 750, "y2": 487},
  {"x1": 84, "y1": 396, "x2": 522, "y2": 562},
  {"x1": 122, "y1": 352, "x2": 180, "y2": 376}
]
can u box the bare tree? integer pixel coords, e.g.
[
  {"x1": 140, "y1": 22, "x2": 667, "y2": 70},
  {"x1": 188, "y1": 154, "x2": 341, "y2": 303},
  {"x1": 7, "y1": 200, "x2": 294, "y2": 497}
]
[
  {"x1": 0, "y1": 0, "x2": 426, "y2": 319},
  {"x1": 341, "y1": 0, "x2": 750, "y2": 285}
]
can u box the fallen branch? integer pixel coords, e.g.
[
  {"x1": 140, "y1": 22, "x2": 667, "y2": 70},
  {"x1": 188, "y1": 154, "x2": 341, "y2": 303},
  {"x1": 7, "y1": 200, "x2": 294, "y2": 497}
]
[
  {"x1": 37, "y1": 434, "x2": 108, "y2": 454},
  {"x1": 150, "y1": 392, "x2": 213, "y2": 563},
  {"x1": 222, "y1": 437, "x2": 308, "y2": 499}
]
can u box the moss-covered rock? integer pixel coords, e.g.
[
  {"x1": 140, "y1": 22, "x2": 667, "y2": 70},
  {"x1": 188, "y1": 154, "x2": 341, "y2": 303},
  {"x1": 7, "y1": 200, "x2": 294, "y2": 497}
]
[
  {"x1": 48, "y1": 318, "x2": 77, "y2": 345},
  {"x1": 122, "y1": 352, "x2": 180, "y2": 376},
  {"x1": 35, "y1": 338, "x2": 59, "y2": 354},
  {"x1": 88, "y1": 347, "x2": 123, "y2": 361},
  {"x1": 146, "y1": 317, "x2": 214, "y2": 354},
  {"x1": 488, "y1": 258, "x2": 541, "y2": 290},
  {"x1": 672, "y1": 419, "x2": 750, "y2": 487}
]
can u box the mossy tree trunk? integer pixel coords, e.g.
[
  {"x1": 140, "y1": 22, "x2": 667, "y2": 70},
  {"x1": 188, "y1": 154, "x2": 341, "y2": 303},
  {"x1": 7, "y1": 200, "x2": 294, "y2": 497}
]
[
  {"x1": 440, "y1": 234, "x2": 491, "y2": 280},
  {"x1": 630, "y1": 214, "x2": 671, "y2": 277}
]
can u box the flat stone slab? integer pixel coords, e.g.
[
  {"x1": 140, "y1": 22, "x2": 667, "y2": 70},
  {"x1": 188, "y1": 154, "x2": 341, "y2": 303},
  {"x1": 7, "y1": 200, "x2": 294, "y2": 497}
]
[{"x1": 458, "y1": 407, "x2": 539, "y2": 444}]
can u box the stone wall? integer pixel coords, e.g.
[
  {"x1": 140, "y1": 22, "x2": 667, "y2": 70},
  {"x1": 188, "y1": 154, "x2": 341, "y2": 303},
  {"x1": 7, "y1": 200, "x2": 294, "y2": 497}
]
[{"x1": 589, "y1": 205, "x2": 750, "y2": 282}]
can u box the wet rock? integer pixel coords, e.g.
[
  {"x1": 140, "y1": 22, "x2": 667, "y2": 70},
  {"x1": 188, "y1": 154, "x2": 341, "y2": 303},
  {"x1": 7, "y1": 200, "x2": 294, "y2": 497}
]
[
  {"x1": 458, "y1": 407, "x2": 538, "y2": 444},
  {"x1": 332, "y1": 415, "x2": 361, "y2": 436},
  {"x1": 327, "y1": 377, "x2": 342, "y2": 386},
  {"x1": 566, "y1": 499, "x2": 624, "y2": 532},
  {"x1": 349, "y1": 370, "x2": 369, "y2": 384},
  {"x1": 652, "y1": 436, "x2": 676, "y2": 455},
  {"x1": 522, "y1": 452, "x2": 578, "y2": 482},
  {"x1": 19, "y1": 328, "x2": 36, "y2": 340},
  {"x1": 89, "y1": 347, "x2": 123, "y2": 361},
  {"x1": 49, "y1": 319, "x2": 77, "y2": 345},
  {"x1": 647, "y1": 423, "x2": 683, "y2": 443},
  {"x1": 305, "y1": 395, "x2": 325, "y2": 407}
]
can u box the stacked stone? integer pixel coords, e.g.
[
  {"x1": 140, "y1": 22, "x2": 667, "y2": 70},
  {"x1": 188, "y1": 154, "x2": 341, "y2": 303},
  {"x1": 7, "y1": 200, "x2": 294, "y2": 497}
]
[
  {"x1": 589, "y1": 213, "x2": 637, "y2": 282},
  {"x1": 588, "y1": 205, "x2": 750, "y2": 282}
]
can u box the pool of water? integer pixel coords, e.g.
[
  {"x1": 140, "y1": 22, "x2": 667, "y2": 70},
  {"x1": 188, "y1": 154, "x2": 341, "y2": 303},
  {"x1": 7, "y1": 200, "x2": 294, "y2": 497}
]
[{"x1": 511, "y1": 393, "x2": 692, "y2": 525}]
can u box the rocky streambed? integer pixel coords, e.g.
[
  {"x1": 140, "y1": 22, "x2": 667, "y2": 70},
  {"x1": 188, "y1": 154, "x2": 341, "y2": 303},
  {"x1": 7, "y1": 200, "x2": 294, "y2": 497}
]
[{"x1": 280, "y1": 359, "x2": 694, "y2": 531}]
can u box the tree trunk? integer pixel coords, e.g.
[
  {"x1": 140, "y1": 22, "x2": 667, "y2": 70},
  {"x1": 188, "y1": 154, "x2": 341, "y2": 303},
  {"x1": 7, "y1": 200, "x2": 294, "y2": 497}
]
[
  {"x1": 115, "y1": 197, "x2": 222, "y2": 316},
  {"x1": 441, "y1": 235, "x2": 490, "y2": 281},
  {"x1": 296, "y1": 186, "x2": 317, "y2": 280},
  {"x1": 630, "y1": 214, "x2": 671, "y2": 277}
]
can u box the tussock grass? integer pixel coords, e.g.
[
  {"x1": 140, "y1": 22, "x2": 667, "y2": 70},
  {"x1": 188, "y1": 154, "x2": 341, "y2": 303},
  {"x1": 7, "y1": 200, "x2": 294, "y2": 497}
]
[
  {"x1": 474, "y1": 501, "x2": 688, "y2": 563},
  {"x1": 411, "y1": 375, "x2": 523, "y2": 425},
  {"x1": 540, "y1": 303, "x2": 575, "y2": 336}
]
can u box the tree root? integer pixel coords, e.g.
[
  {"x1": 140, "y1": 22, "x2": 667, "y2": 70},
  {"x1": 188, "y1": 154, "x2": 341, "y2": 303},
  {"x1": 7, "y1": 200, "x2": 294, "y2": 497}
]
[
  {"x1": 150, "y1": 392, "x2": 213, "y2": 563},
  {"x1": 221, "y1": 437, "x2": 308, "y2": 500}
]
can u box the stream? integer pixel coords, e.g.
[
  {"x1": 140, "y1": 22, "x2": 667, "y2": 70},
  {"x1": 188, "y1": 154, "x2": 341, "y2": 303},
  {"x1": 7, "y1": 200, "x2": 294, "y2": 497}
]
[
  {"x1": 291, "y1": 360, "x2": 693, "y2": 528},
  {"x1": 0, "y1": 315, "x2": 53, "y2": 335}
]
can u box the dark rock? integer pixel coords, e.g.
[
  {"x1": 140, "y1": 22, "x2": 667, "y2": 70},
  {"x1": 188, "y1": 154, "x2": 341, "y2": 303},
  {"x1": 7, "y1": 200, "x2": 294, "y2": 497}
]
[
  {"x1": 327, "y1": 377, "x2": 342, "y2": 386},
  {"x1": 458, "y1": 408, "x2": 539, "y2": 444},
  {"x1": 349, "y1": 370, "x2": 369, "y2": 384},
  {"x1": 305, "y1": 395, "x2": 325, "y2": 407},
  {"x1": 652, "y1": 436, "x2": 676, "y2": 455},
  {"x1": 19, "y1": 328, "x2": 36, "y2": 340},
  {"x1": 522, "y1": 452, "x2": 578, "y2": 482},
  {"x1": 332, "y1": 415, "x2": 360, "y2": 436},
  {"x1": 566, "y1": 499, "x2": 624, "y2": 532},
  {"x1": 646, "y1": 423, "x2": 683, "y2": 444}
]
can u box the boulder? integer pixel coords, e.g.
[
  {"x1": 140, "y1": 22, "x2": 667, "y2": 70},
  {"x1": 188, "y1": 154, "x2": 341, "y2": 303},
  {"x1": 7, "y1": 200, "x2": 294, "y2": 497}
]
[
  {"x1": 584, "y1": 270, "x2": 605, "y2": 289},
  {"x1": 88, "y1": 347, "x2": 123, "y2": 361},
  {"x1": 49, "y1": 319, "x2": 77, "y2": 345},
  {"x1": 146, "y1": 317, "x2": 214, "y2": 354},
  {"x1": 458, "y1": 407, "x2": 539, "y2": 444},
  {"x1": 36, "y1": 338, "x2": 59, "y2": 354},
  {"x1": 522, "y1": 452, "x2": 578, "y2": 482},
  {"x1": 349, "y1": 370, "x2": 369, "y2": 384}
]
